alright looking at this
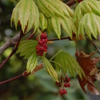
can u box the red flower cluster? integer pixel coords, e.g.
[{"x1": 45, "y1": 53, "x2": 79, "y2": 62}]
[
  {"x1": 59, "y1": 89, "x2": 67, "y2": 96},
  {"x1": 56, "y1": 76, "x2": 70, "y2": 96},
  {"x1": 36, "y1": 33, "x2": 48, "y2": 56}
]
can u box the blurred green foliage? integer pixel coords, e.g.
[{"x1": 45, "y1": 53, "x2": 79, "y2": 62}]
[{"x1": 0, "y1": 0, "x2": 100, "y2": 100}]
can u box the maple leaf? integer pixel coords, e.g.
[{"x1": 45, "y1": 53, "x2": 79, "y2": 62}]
[{"x1": 75, "y1": 50, "x2": 100, "y2": 95}]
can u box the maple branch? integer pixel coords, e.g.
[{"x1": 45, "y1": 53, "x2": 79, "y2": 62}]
[
  {"x1": 0, "y1": 29, "x2": 35, "y2": 69},
  {"x1": 0, "y1": 33, "x2": 20, "y2": 54},
  {"x1": 0, "y1": 29, "x2": 34, "y2": 54},
  {"x1": 66, "y1": 0, "x2": 83, "y2": 6},
  {"x1": 0, "y1": 31, "x2": 23, "y2": 69},
  {"x1": 0, "y1": 0, "x2": 80, "y2": 54},
  {"x1": 27, "y1": 32, "x2": 35, "y2": 40},
  {"x1": 0, "y1": 74, "x2": 23, "y2": 85},
  {"x1": 86, "y1": 37, "x2": 100, "y2": 53},
  {"x1": 0, "y1": 63, "x2": 44, "y2": 85},
  {"x1": 48, "y1": 36, "x2": 71, "y2": 41},
  {"x1": 75, "y1": 40, "x2": 78, "y2": 53}
]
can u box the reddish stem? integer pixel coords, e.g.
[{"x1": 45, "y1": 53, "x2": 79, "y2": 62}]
[
  {"x1": 0, "y1": 71, "x2": 30, "y2": 85},
  {"x1": 48, "y1": 36, "x2": 71, "y2": 41},
  {"x1": 66, "y1": 0, "x2": 83, "y2": 6},
  {"x1": 0, "y1": 31, "x2": 23, "y2": 69},
  {"x1": 0, "y1": 64, "x2": 44, "y2": 85},
  {"x1": 86, "y1": 37, "x2": 100, "y2": 53},
  {"x1": 27, "y1": 32, "x2": 35, "y2": 40},
  {"x1": 0, "y1": 74, "x2": 23, "y2": 85}
]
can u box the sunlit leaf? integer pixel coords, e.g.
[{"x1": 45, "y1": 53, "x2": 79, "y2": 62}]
[
  {"x1": 74, "y1": 0, "x2": 100, "y2": 26},
  {"x1": 81, "y1": 0, "x2": 92, "y2": 14},
  {"x1": 45, "y1": 0, "x2": 63, "y2": 17},
  {"x1": 16, "y1": 40, "x2": 38, "y2": 59},
  {"x1": 88, "y1": 0, "x2": 100, "y2": 16},
  {"x1": 74, "y1": 4, "x2": 83, "y2": 23},
  {"x1": 36, "y1": 0, "x2": 73, "y2": 18},
  {"x1": 36, "y1": 0, "x2": 55, "y2": 17},
  {"x1": 33, "y1": 4, "x2": 39, "y2": 33},
  {"x1": 51, "y1": 17, "x2": 61, "y2": 39},
  {"x1": 46, "y1": 18, "x2": 53, "y2": 34},
  {"x1": 60, "y1": 17, "x2": 72, "y2": 38},
  {"x1": 42, "y1": 56, "x2": 58, "y2": 82},
  {"x1": 11, "y1": 0, "x2": 40, "y2": 33},
  {"x1": 60, "y1": 17, "x2": 77, "y2": 38},
  {"x1": 27, "y1": 52, "x2": 38, "y2": 72},
  {"x1": 39, "y1": 12, "x2": 47, "y2": 31},
  {"x1": 54, "y1": 50, "x2": 85, "y2": 78},
  {"x1": 62, "y1": 2, "x2": 73, "y2": 17},
  {"x1": 78, "y1": 13, "x2": 100, "y2": 39},
  {"x1": 26, "y1": 0, "x2": 37, "y2": 33},
  {"x1": 11, "y1": 0, "x2": 22, "y2": 28},
  {"x1": 18, "y1": 0, "x2": 30, "y2": 32}
]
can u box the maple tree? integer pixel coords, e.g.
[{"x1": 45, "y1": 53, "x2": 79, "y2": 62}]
[{"x1": 1, "y1": 0, "x2": 100, "y2": 98}]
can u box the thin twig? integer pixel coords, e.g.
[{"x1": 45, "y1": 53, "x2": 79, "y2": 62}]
[
  {"x1": 86, "y1": 37, "x2": 100, "y2": 53},
  {"x1": 27, "y1": 32, "x2": 35, "y2": 40},
  {"x1": 0, "y1": 30, "x2": 35, "y2": 69},
  {"x1": 0, "y1": 63, "x2": 44, "y2": 85},
  {"x1": 0, "y1": 74, "x2": 23, "y2": 85},
  {"x1": 0, "y1": 29, "x2": 34, "y2": 54},
  {"x1": 66, "y1": 0, "x2": 76, "y2": 6},
  {"x1": 66, "y1": 0, "x2": 83, "y2": 6},
  {"x1": 48, "y1": 36, "x2": 71, "y2": 41},
  {"x1": 0, "y1": 33, "x2": 20, "y2": 54},
  {"x1": 75, "y1": 40, "x2": 78, "y2": 53},
  {"x1": 0, "y1": 31, "x2": 23, "y2": 69}
]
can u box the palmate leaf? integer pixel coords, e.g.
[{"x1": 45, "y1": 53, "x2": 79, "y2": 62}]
[
  {"x1": 11, "y1": 0, "x2": 21, "y2": 29},
  {"x1": 54, "y1": 50, "x2": 85, "y2": 79},
  {"x1": 36, "y1": 0, "x2": 55, "y2": 17},
  {"x1": 26, "y1": 0, "x2": 38, "y2": 33},
  {"x1": 11, "y1": 0, "x2": 39, "y2": 33},
  {"x1": 46, "y1": 18, "x2": 52, "y2": 34},
  {"x1": 27, "y1": 52, "x2": 38, "y2": 72},
  {"x1": 60, "y1": 17, "x2": 77, "y2": 38},
  {"x1": 78, "y1": 13, "x2": 100, "y2": 39},
  {"x1": 42, "y1": 56, "x2": 58, "y2": 82},
  {"x1": 33, "y1": 4, "x2": 39, "y2": 33},
  {"x1": 46, "y1": 0, "x2": 74, "y2": 17},
  {"x1": 11, "y1": 0, "x2": 75, "y2": 39},
  {"x1": 16, "y1": 40, "x2": 38, "y2": 59},
  {"x1": 51, "y1": 17, "x2": 61, "y2": 39},
  {"x1": 18, "y1": 0, "x2": 30, "y2": 32},
  {"x1": 46, "y1": 17, "x2": 77, "y2": 39},
  {"x1": 36, "y1": 0, "x2": 72, "y2": 18},
  {"x1": 74, "y1": 4, "x2": 83, "y2": 25},
  {"x1": 39, "y1": 12, "x2": 47, "y2": 31},
  {"x1": 74, "y1": 0, "x2": 100, "y2": 22},
  {"x1": 88, "y1": 0, "x2": 100, "y2": 16},
  {"x1": 62, "y1": 2, "x2": 74, "y2": 17},
  {"x1": 45, "y1": 0, "x2": 63, "y2": 17}
]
